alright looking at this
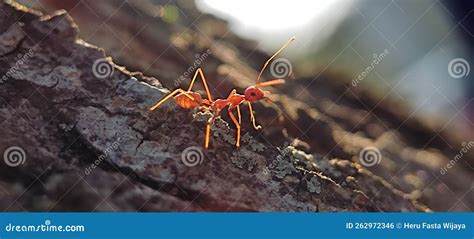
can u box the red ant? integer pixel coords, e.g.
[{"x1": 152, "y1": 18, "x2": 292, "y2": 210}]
[{"x1": 149, "y1": 37, "x2": 295, "y2": 149}]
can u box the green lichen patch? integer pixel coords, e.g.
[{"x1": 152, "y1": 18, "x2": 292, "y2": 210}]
[
  {"x1": 230, "y1": 149, "x2": 258, "y2": 171},
  {"x1": 275, "y1": 157, "x2": 297, "y2": 179},
  {"x1": 241, "y1": 133, "x2": 265, "y2": 152},
  {"x1": 271, "y1": 145, "x2": 309, "y2": 179},
  {"x1": 307, "y1": 176, "x2": 322, "y2": 194},
  {"x1": 280, "y1": 194, "x2": 317, "y2": 212}
]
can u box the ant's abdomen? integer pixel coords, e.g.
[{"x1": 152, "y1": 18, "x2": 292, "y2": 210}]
[{"x1": 174, "y1": 92, "x2": 202, "y2": 109}]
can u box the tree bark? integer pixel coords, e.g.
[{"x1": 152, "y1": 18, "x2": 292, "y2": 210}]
[{"x1": 0, "y1": 1, "x2": 471, "y2": 212}]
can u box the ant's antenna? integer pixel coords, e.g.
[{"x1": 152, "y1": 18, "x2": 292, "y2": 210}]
[{"x1": 256, "y1": 36, "x2": 295, "y2": 84}]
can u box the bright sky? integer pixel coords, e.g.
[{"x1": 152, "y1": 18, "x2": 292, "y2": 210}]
[
  {"x1": 196, "y1": 0, "x2": 354, "y2": 51},
  {"x1": 197, "y1": 0, "x2": 339, "y2": 30}
]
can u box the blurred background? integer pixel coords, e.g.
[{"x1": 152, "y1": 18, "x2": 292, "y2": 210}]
[
  {"x1": 197, "y1": 0, "x2": 473, "y2": 132},
  {"x1": 20, "y1": 0, "x2": 473, "y2": 133},
  {"x1": 13, "y1": 0, "x2": 473, "y2": 211}
]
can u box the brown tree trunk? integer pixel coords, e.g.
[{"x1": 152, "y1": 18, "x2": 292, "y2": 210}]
[{"x1": 0, "y1": 1, "x2": 471, "y2": 212}]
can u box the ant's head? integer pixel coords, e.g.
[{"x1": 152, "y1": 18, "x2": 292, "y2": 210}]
[
  {"x1": 244, "y1": 79, "x2": 286, "y2": 102},
  {"x1": 244, "y1": 86, "x2": 264, "y2": 102}
]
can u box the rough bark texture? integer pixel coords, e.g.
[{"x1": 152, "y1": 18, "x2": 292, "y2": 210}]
[{"x1": 0, "y1": 1, "x2": 472, "y2": 212}]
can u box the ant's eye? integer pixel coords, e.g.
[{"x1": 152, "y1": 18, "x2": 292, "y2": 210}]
[{"x1": 250, "y1": 92, "x2": 256, "y2": 96}]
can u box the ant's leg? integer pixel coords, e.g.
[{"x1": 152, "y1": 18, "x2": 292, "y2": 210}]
[
  {"x1": 228, "y1": 110, "x2": 241, "y2": 147},
  {"x1": 188, "y1": 68, "x2": 213, "y2": 102},
  {"x1": 204, "y1": 116, "x2": 215, "y2": 149},
  {"x1": 236, "y1": 104, "x2": 241, "y2": 124},
  {"x1": 149, "y1": 89, "x2": 193, "y2": 111},
  {"x1": 226, "y1": 90, "x2": 241, "y2": 123},
  {"x1": 226, "y1": 89, "x2": 237, "y2": 99},
  {"x1": 205, "y1": 123, "x2": 211, "y2": 149},
  {"x1": 177, "y1": 89, "x2": 196, "y2": 100},
  {"x1": 226, "y1": 89, "x2": 241, "y2": 124},
  {"x1": 247, "y1": 102, "x2": 262, "y2": 130},
  {"x1": 150, "y1": 89, "x2": 180, "y2": 111}
]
